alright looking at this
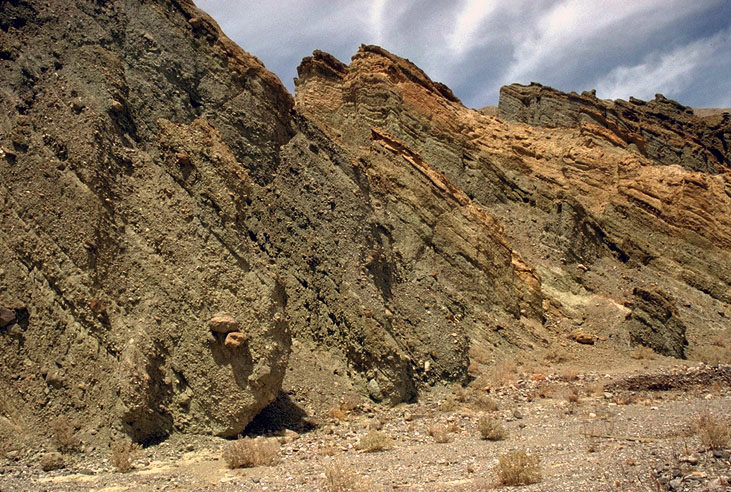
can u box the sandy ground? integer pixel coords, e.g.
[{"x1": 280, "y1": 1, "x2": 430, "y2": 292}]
[{"x1": 1, "y1": 358, "x2": 729, "y2": 492}]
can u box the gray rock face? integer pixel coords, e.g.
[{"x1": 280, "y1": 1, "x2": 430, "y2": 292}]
[{"x1": 625, "y1": 288, "x2": 688, "y2": 359}]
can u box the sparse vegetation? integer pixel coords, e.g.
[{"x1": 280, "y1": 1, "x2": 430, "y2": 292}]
[
  {"x1": 222, "y1": 436, "x2": 279, "y2": 469},
  {"x1": 489, "y1": 360, "x2": 518, "y2": 388},
  {"x1": 110, "y1": 440, "x2": 141, "y2": 473},
  {"x1": 630, "y1": 346, "x2": 656, "y2": 360},
  {"x1": 427, "y1": 424, "x2": 450, "y2": 443},
  {"x1": 356, "y1": 431, "x2": 392, "y2": 452},
  {"x1": 496, "y1": 450, "x2": 541, "y2": 486},
  {"x1": 561, "y1": 385, "x2": 580, "y2": 403},
  {"x1": 50, "y1": 418, "x2": 80, "y2": 454},
  {"x1": 324, "y1": 460, "x2": 372, "y2": 492},
  {"x1": 474, "y1": 394, "x2": 499, "y2": 412},
  {"x1": 694, "y1": 412, "x2": 729, "y2": 450},
  {"x1": 478, "y1": 416, "x2": 507, "y2": 441}
]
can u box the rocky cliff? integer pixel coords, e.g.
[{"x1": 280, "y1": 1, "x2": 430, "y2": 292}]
[
  {"x1": 1, "y1": 0, "x2": 295, "y2": 442},
  {"x1": 498, "y1": 82, "x2": 731, "y2": 174},
  {"x1": 295, "y1": 45, "x2": 730, "y2": 363},
  {"x1": 1, "y1": 1, "x2": 729, "y2": 450}
]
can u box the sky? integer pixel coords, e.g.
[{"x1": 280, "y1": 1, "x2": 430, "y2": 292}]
[{"x1": 194, "y1": 0, "x2": 731, "y2": 109}]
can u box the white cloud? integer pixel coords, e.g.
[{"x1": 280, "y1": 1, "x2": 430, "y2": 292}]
[
  {"x1": 370, "y1": 0, "x2": 388, "y2": 44},
  {"x1": 595, "y1": 28, "x2": 731, "y2": 102},
  {"x1": 447, "y1": 0, "x2": 498, "y2": 55}
]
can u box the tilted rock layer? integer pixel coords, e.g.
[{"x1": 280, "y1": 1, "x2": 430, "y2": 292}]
[
  {"x1": 294, "y1": 45, "x2": 730, "y2": 363},
  {"x1": 1, "y1": 0, "x2": 293, "y2": 441},
  {"x1": 1, "y1": 2, "x2": 730, "y2": 446}
]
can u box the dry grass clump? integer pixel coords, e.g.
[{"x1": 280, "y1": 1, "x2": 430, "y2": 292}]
[
  {"x1": 691, "y1": 343, "x2": 731, "y2": 365},
  {"x1": 50, "y1": 418, "x2": 80, "y2": 454},
  {"x1": 694, "y1": 412, "x2": 730, "y2": 450},
  {"x1": 630, "y1": 345, "x2": 656, "y2": 360},
  {"x1": 328, "y1": 393, "x2": 365, "y2": 420},
  {"x1": 478, "y1": 416, "x2": 507, "y2": 441},
  {"x1": 489, "y1": 360, "x2": 518, "y2": 388},
  {"x1": 427, "y1": 424, "x2": 451, "y2": 443},
  {"x1": 110, "y1": 440, "x2": 141, "y2": 473},
  {"x1": 496, "y1": 450, "x2": 541, "y2": 486},
  {"x1": 324, "y1": 460, "x2": 373, "y2": 492},
  {"x1": 474, "y1": 394, "x2": 499, "y2": 412},
  {"x1": 561, "y1": 385, "x2": 580, "y2": 403},
  {"x1": 356, "y1": 431, "x2": 392, "y2": 452},
  {"x1": 584, "y1": 380, "x2": 605, "y2": 396},
  {"x1": 222, "y1": 437, "x2": 280, "y2": 469}
]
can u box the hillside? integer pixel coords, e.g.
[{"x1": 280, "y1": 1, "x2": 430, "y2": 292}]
[{"x1": 0, "y1": 1, "x2": 729, "y2": 490}]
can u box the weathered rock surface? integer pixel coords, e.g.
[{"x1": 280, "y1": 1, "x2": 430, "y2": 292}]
[
  {"x1": 624, "y1": 288, "x2": 688, "y2": 359},
  {"x1": 0, "y1": 0, "x2": 292, "y2": 441},
  {"x1": 294, "y1": 45, "x2": 730, "y2": 370},
  {"x1": 498, "y1": 82, "x2": 731, "y2": 174},
  {"x1": 2, "y1": 1, "x2": 730, "y2": 451}
]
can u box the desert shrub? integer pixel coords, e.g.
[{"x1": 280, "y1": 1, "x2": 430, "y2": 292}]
[
  {"x1": 584, "y1": 380, "x2": 605, "y2": 396},
  {"x1": 356, "y1": 431, "x2": 392, "y2": 452},
  {"x1": 630, "y1": 346, "x2": 656, "y2": 360},
  {"x1": 561, "y1": 386, "x2": 580, "y2": 403},
  {"x1": 478, "y1": 416, "x2": 507, "y2": 441},
  {"x1": 692, "y1": 344, "x2": 731, "y2": 365},
  {"x1": 496, "y1": 450, "x2": 541, "y2": 486},
  {"x1": 110, "y1": 440, "x2": 141, "y2": 473},
  {"x1": 474, "y1": 394, "x2": 499, "y2": 412},
  {"x1": 427, "y1": 424, "x2": 450, "y2": 443},
  {"x1": 50, "y1": 418, "x2": 80, "y2": 453},
  {"x1": 469, "y1": 344, "x2": 492, "y2": 365},
  {"x1": 223, "y1": 437, "x2": 279, "y2": 469},
  {"x1": 324, "y1": 460, "x2": 372, "y2": 492},
  {"x1": 695, "y1": 413, "x2": 730, "y2": 450},
  {"x1": 489, "y1": 360, "x2": 518, "y2": 387}
]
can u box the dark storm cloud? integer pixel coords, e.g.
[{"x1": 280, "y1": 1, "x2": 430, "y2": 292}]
[{"x1": 195, "y1": 0, "x2": 731, "y2": 109}]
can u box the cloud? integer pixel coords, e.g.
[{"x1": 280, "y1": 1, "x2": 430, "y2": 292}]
[
  {"x1": 447, "y1": 0, "x2": 498, "y2": 55},
  {"x1": 595, "y1": 28, "x2": 731, "y2": 102},
  {"x1": 370, "y1": 0, "x2": 388, "y2": 44}
]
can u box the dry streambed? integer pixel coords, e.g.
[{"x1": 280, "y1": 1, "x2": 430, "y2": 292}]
[{"x1": 1, "y1": 364, "x2": 729, "y2": 492}]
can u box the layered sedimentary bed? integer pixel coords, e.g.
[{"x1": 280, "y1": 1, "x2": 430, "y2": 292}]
[
  {"x1": 0, "y1": 0, "x2": 294, "y2": 442},
  {"x1": 295, "y1": 45, "x2": 730, "y2": 362}
]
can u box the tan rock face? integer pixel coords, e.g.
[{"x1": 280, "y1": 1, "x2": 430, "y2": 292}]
[
  {"x1": 498, "y1": 83, "x2": 731, "y2": 174},
  {"x1": 0, "y1": 0, "x2": 292, "y2": 441},
  {"x1": 294, "y1": 45, "x2": 730, "y2": 360}
]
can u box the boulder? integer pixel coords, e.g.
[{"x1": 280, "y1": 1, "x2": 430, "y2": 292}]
[{"x1": 208, "y1": 314, "x2": 239, "y2": 334}]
